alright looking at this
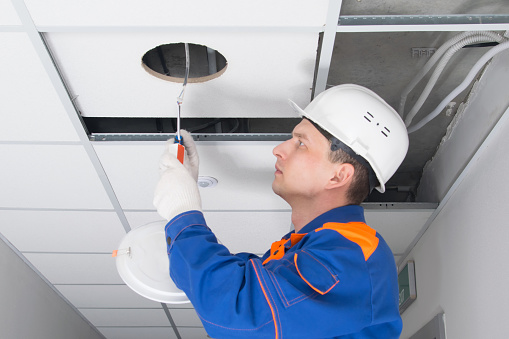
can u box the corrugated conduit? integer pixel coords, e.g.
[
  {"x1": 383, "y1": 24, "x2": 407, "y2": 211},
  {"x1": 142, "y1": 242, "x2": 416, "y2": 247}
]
[
  {"x1": 400, "y1": 31, "x2": 507, "y2": 128},
  {"x1": 408, "y1": 39, "x2": 509, "y2": 133}
]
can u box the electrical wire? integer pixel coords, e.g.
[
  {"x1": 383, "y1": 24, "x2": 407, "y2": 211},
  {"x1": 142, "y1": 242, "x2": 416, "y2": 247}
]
[
  {"x1": 403, "y1": 32, "x2": 507, "y2": 127},
  {"x1": 408, "y1": 40, "x2": 509, "y2": 134},
  {"x1": 176, "y1": 43, "x2": 190, "y2": 142},
  {"x1": 399, "y1": 31, "x2": 506, "y2": 120}
]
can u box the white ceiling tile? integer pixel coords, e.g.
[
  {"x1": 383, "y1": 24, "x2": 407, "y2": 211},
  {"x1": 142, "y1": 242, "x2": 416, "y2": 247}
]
[
  {"x1": 93, "y1": 142, "x2": 162, "y2": 210},
  {"x1": 0, "y1": 145, "x2": 113, "y2": 209},
  {"x1": 80, "y1": 308, "x2": 169, "y2": 327},
  {"x1": 0, "y1": 0, "x2": 21, "y2": 25},
  {"x1": 365, "y1": 209, "x2": 433, "y2": 254},
  {"x1": 204, "y1": 211, "x2": 291, "y2": 254},
  {"x1": 24, "y1": 0, "x2": 328, "y2": 27},
  {"x1": 0, "y1": 210, "x2": 125, "y2": 252},
  {"x1": 23, "y1": 253, "x2": 123, "y2": 284},
  {"x1": 97, "y1": 327, "x2": 177, "y2": 339},
  {"x1": 198, "y1": 141, "x2": 290, "y2": 210},
  {"x1": 177, "y1": 327, "x2": 210, "y2": 339},
  {"x1": 56, "y1": 285, "x2": 161, "y2": 308},
  {"x1": 125, "y1": 211, "x2": 164, "y2": 230},
  {"x1": 0, "y1": 33, "x2": 79, "y2": 142},
  {"x1": 169, "y1": 308, "x2": 202, "y2": 327},
  {"x1": 94, "y1": 141, "x2": 289, "y2": 210},
  {"x1": 45, "y1": 32, "x2": 317, "y2": 118}
]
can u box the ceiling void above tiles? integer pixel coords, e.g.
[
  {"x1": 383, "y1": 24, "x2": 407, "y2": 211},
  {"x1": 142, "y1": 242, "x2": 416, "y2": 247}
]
[
  {"x1": 0, "y1": 33, "x2": 79, "y2": 142},
  {"x1": 339, "y1": 0, "x2": 505, "y2": 16}
]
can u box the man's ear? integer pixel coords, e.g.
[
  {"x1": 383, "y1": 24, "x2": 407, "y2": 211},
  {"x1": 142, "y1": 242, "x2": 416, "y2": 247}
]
[{"x1": 326, "y1": 163, "x2": 355, "y2": 190}]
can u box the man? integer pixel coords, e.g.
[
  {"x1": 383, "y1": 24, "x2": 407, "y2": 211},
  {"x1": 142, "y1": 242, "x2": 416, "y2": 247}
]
[{"x1": 154, "y1": 84, "x2": 409, "y2": 338}]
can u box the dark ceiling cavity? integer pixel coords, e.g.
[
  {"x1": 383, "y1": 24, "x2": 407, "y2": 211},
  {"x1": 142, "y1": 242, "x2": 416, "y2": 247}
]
[{"x1": 141, "y1": 43, "x2": 227, "y2": 83}]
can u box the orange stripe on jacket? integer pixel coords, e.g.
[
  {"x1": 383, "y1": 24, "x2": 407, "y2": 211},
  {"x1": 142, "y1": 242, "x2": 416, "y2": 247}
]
[
  {"x1": 294, "y1": 253, "x2": 339, "y2": 295},
  {"x1": 316, "y1": 222, "x2": 379, "y2": 261},
  {"x1": 263, "y1": 233, "x2": 306, "y2": 265},
  {"x1": 251, "y1": 260, "x2": 278, "y2": 339}
]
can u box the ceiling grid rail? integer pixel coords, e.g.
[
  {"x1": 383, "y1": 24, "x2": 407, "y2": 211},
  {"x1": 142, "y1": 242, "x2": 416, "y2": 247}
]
[
  {"x1": 313, "y1": 0, "x2": 343, "y2": 97},
  {"x1": 337, "y1": 14, "x2": 509, "y2": 32},
  {"x1": 10, "y1": 0, "x2": 132, "y2": 234}
]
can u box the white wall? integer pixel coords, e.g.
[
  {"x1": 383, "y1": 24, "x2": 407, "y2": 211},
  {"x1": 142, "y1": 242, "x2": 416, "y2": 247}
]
[
  {"x1": 400, "y1": 67, "x2": 509, "y2": 337},
  {"x1": 0, "y1": 237, "x2": 105, "y2": 339}
]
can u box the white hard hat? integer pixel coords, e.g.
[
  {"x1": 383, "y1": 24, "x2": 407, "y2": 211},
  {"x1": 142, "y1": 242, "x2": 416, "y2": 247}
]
[{"x1": 289, "y1": 84, "x2": 409, "y2": 193}]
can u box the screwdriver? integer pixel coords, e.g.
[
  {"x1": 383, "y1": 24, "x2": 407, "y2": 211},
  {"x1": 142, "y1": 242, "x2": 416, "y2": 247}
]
[{"x1": 174, "y1": 42, "x2": 190, "y2": 164}]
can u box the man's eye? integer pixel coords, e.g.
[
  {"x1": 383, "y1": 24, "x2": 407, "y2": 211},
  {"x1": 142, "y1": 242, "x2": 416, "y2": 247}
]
[{"x1": 299, "y1": 141, "x2": 305, "y2": 147}]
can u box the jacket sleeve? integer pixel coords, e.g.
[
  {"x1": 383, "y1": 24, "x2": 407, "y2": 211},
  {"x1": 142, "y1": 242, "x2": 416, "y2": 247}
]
[
  {"x1": 166, "y1": 211, "x2": 278, "y2": 338},
  {"x1": 166, "y1": 211, "x2": 380, "y2": 338}
]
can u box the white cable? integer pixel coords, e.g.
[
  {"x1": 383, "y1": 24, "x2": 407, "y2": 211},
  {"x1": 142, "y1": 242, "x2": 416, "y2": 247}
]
[
  {"x1": 408, "y1": 40, "x2": 509, "y2": 134},
  {"x1": 399, "y1": 31, "x2": 506, "y2": 119},
  {"x1": 404, "y1": 33, "x2": 507, "y2": 127},
  {"x1": 176, "y1": 43, "x2": 190, "y2": 142}
]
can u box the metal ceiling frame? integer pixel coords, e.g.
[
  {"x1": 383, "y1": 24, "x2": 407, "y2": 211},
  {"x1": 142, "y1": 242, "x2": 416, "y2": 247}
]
[{"x1": 337, "y1": 14, "x2": 509, "y2": 32}]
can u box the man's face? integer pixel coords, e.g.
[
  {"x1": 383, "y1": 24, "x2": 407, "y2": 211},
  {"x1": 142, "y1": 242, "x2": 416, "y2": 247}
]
[{"x1": 272, "y1": 119, "x2": 335, "y2": 203}]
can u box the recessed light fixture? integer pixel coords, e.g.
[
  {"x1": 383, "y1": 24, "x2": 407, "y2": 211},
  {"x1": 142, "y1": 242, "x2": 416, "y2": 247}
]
[{"x1": 198, "y1": 176, "x2": 218, "y2": 188}]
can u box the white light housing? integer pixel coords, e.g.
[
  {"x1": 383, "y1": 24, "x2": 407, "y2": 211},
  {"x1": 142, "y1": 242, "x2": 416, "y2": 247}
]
[{"x1": 115, "y1": 220, "x2": 189, "y2": 304}]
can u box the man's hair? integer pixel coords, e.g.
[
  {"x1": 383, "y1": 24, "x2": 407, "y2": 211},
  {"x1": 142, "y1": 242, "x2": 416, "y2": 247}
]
[{"x1": 305, "y1": 118, "x2": 370, "y2": 205}]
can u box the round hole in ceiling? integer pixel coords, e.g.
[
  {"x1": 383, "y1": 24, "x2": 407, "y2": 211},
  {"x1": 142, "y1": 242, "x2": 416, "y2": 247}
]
[{"x1": 142, "y1": 43, "x2": 227, "y2": 83}]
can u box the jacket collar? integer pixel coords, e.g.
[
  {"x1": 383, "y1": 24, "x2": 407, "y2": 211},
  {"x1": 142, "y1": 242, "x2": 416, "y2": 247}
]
[{"x1": 297, "y1": 205, "x2": 366, "y2": 234}]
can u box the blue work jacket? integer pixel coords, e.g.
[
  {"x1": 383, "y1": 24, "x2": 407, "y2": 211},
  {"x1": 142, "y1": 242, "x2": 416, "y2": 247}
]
[{"x1": 165, "y1": 205, "x2": 402, "y2": 338}]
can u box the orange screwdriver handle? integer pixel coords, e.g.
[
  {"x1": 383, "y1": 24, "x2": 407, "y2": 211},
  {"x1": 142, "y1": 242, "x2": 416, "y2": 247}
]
[{"x1": 176, "y1": 143, "x2": 185, "y2": 164}]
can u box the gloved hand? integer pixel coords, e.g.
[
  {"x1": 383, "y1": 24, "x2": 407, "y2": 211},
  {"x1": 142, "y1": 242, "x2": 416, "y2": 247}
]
[{"x1": 153, "y1": 130, "x2": 202, "y2": 221}]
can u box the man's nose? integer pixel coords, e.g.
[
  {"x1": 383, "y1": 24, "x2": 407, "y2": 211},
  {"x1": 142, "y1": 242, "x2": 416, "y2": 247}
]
[{"x1": 273, "y1": 139, "x2": 289, "y2": 158}]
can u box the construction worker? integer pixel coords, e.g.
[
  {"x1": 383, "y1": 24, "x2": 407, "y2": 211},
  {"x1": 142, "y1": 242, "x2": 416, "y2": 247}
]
[{"x1": 154, "y1": 84, "x2": 409, "y2": 338}]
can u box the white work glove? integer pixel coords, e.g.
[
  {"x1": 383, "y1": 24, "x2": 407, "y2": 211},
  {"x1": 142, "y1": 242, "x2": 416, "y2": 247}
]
[{"x1": 153, "y1": 130, "x2": 202, "y2": 221}]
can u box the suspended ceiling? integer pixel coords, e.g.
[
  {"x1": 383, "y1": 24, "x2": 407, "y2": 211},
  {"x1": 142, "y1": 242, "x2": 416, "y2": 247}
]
[{"x1": 1, "y1": 0, "x2": 509, "y2": 338}]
